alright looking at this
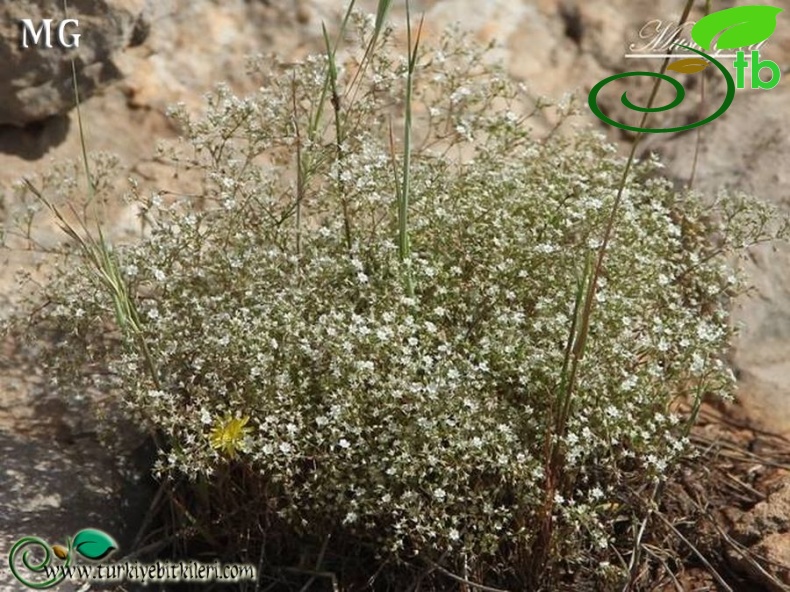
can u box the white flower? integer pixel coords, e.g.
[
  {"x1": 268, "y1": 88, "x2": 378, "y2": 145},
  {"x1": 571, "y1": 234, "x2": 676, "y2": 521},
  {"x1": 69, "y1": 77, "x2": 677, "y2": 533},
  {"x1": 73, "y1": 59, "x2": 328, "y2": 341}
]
[
  {"x1": 450, "y1": 86, "x2": 471, "y2": 103},
  {"x1": 534, "y1": 243, "x2": 557, "y2": 254}
]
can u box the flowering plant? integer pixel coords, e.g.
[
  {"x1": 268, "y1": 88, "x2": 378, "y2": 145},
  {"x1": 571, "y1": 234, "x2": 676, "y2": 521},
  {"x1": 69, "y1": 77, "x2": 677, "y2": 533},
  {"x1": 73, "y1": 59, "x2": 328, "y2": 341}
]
[{"x1": 4, "y1": 12, "x2": 787, "y2": 589}]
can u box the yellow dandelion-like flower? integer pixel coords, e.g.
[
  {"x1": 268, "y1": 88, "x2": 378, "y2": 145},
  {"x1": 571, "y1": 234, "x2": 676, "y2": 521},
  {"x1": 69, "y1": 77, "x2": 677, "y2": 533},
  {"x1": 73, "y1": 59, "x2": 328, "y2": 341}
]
[{"x1": 209, "y1": 415, "x2": 251, "y2": 458}]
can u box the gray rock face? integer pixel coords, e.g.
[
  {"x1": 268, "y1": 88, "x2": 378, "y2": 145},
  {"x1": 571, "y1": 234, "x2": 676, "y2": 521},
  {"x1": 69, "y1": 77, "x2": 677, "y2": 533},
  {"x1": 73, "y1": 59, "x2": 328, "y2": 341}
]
[
  {"x1": 0, "y1": 0, "x2": 148, "y2": 126},
  {"x1": 0, "y1": 335, "x2": 155, "y2": 592}
]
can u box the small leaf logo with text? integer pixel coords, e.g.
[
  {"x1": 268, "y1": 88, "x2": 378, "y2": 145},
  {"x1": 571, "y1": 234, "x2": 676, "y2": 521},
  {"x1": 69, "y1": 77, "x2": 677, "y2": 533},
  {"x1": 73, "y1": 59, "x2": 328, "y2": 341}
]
[
  {"x1": 8, "y1": 528, "x2": 118, "y2": 589},
  {"x1": 589, "y1": 5, "x2": 783, "y2": 132}
]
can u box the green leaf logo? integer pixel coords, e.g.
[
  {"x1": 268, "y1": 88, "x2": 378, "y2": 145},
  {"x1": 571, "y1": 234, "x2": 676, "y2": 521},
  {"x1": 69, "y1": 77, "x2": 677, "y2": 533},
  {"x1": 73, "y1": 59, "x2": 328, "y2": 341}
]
[
  {"x1": 692, "y1": 5, "x2": 783, "y2": 51},
  {"x1": 667, "y1": 57, "x2": 710, "y2": 74},
  {"x1": 72, "y1": 529, "x2": 118, "y2": 561}
]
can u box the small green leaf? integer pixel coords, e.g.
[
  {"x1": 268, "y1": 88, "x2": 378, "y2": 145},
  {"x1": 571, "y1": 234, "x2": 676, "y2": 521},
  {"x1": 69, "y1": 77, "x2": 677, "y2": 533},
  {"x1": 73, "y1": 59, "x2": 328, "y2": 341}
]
[
  {"x1": 691, "y1": 5, "x2": 783, "y2": 51},
  {"x1": 667, "y1": 57, "x2": 710, "y2": 74},
  {"x1": 72, "y1": 529, "x2": 118, "y2": 560}
]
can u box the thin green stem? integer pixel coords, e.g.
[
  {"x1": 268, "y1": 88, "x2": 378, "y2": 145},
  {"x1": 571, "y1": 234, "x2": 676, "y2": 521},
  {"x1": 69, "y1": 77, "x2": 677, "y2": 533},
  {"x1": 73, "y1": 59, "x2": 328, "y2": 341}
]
[
  {"x1": 321, "y1": 22, "x2": 353, "y2": 252},
  {"x1": 688, "y1": 0, "x2": 712, "y2": 188},
  {"x1": 397, "y1": 3, "x2": 423, "y2": 298},
  {"x1": 291, "y1": 74, "x2": 304, "y2": 260},
  {"x1": 315, "y1": 0, "x2": 395, "y2": 255}
]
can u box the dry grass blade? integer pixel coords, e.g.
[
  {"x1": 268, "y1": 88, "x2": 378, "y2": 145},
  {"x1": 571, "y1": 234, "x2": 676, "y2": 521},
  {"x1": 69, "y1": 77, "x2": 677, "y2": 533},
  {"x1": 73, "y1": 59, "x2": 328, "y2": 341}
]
[
  {"x1": 690, "y1": 433, "x2": 790, "y2": 470},
  {"x1": 424, "y1": 558, "x2": 510, "y2": 592},
  {"x1": 653, "y1": 511, "x2": 734, "y2": 592},
  {"x1": 297, "y1": 535, "x2": 332, "y2": 592},
  {"x1": 283, "y1": 567, "x2": 339, "y2": 592},
  {"x1": 710, "y1": 520, "x2": 789, "y2": 591},
  {"x1": 622, "y1": 482, "x2": 661, "y2": 592},
  {"x1": 641, "y1": 545, "x2": 685, "y2": 592}
]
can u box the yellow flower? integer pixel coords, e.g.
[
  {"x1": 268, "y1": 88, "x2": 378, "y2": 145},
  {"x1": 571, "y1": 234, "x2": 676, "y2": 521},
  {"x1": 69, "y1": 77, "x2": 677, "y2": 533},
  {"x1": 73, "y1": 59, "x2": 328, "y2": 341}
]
[{"x1": 209, "y1": 415, "x2": 251, "y2": 458}]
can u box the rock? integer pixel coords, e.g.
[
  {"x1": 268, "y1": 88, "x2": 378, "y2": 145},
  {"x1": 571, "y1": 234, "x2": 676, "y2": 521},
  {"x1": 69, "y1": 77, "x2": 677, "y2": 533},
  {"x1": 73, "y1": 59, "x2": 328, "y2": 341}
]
[
  {"x1": 0, "y1": 0, "x2": 149, "y2": 126},
  {"x1": 752, "y1": 533, "x2": 790, "y2": 590},
  {"x1": 727, "y1": 477, "x2": 790, "y2": 591},
  {"x1": 0, "y1": 332, "x2": 156, "y2": 592},
  {"x1": 733, "y1": 478, "x2": 790, "y2": 543}
]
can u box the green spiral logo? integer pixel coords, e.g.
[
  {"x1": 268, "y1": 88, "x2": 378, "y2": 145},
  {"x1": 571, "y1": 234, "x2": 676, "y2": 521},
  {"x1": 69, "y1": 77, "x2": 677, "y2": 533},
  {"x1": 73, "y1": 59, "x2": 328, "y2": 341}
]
[
  {"x1": 588, "y1": 44, "x2": 736, "y2": 133},
  {"x1": 8, "y1": 536, "x2": 68, "y2": 589},
  {"x1": 8, "y1": 529, "x2": 117, "y2": 589}
]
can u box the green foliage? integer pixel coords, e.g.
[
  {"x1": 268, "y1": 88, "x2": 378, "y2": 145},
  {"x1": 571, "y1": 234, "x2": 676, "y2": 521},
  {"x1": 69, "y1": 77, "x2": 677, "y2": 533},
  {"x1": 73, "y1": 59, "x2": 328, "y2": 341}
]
[{"x1": 3, "y1": 13, "x2": 788, "y2": 589}]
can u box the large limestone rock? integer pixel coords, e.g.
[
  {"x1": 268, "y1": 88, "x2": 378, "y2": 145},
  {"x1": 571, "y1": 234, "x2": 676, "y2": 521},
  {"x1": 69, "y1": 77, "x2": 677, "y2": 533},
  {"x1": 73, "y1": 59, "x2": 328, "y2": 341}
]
[{"x1": 0, "y1": 0, "x2": 149, "y2": 126}]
